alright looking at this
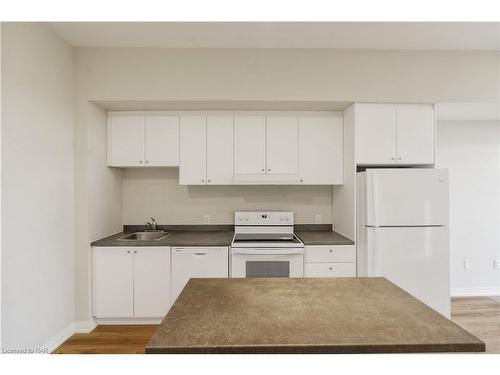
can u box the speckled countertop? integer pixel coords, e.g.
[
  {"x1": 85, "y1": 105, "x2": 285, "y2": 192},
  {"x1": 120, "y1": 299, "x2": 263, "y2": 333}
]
[
  {"x1": 90, "y1": 225, "x2": 354, "y2": 248},
  {"x1": 90, "y1": 231, "x2": 234, "y2": 247},
  {"x1": 295, "y1": 230, "x2": 354, "y2": 245},
  {"x1": 145, "y1": 278, "x2": 484, "y2": 354}
]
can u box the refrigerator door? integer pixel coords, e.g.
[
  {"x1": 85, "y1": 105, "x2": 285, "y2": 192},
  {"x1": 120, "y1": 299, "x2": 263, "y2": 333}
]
[
  {"x1": 365, "y1": 226, "x2": 450, "y2": 317},
  {"x1": 365, "y1": 169, "x2": 449, "y2": 226}
]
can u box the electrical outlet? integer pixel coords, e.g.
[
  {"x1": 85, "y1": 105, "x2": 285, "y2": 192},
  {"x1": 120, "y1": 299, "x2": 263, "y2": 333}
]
[
  {"x1": 315, "y1": 214, "x2": 322, "y2": 224},
  {"x1": 204, "y1": 214, "x2": 210, "y2": 224},
  {"x1": 494, "y1": 259, "x2": 500, "y2": 270},
  {"x1": 464, "y1": 259, "x2": 472, "y2": 270}
]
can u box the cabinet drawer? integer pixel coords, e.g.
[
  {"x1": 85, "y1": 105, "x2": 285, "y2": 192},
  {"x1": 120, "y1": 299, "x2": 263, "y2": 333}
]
[
  {"x1": 306, "y1": 262, "x2": 356, "y2": 277},
  {"x1": 306, "y1": 245, "x2": 355, "y2": 263}
]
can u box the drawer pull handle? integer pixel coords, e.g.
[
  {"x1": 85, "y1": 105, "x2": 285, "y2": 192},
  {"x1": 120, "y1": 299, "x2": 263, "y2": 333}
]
[
  {"x1": 329, "y1": 267, "x2": 333, "y2": 270},
  {"x1": 329, "y1": 249, "x2": 333, "y2": 253}
]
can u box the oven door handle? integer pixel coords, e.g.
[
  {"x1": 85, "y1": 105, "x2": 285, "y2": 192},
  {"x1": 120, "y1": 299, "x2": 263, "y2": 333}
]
[{"x1": 232, "y1": 249, "x2": 304, "y2": 255}]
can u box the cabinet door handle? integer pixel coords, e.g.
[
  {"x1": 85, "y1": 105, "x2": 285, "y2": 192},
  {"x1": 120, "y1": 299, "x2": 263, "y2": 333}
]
[
  {"x1": 145, "y1": 160, "x2": 149, "y2": 164},
  {"x1": 134, "y1": 250, "x2": 137, "y2": 254},
  {"x1": 267, "y1": 168, "x2": 271, "y2": 172},
  {"x1": 398, "y1": 157, "x2": 402, "y2": 161},
  {"x1": 207, "y1": 179, "x2": 211, "y2": 183},
  {"x1": 329, "y1": 267, "x2": 333, "y2": 271},
  {"x1": 127, "y1": 250, "x2": 130, "y2": 254},
  {"x1": 391, "y1": 157, "x2": 395, "y2": 161},
  {"x1": 329, "y1": 249, "x2": 333, "y2": 253},
  {"x1": 139, "y1": 161, "x2": 143, "y2": 164},
  {"x1": 261, "y1": 169, "x2": 265, "y2": 172},
  {"x1": 201, "y1": 179, "x2": 205, "y2": 183}
]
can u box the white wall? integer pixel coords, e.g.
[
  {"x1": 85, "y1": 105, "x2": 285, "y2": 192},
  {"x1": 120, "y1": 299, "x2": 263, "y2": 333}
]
[
  {"x1": 75, "y1": 48, "x2": 498, "y2": 103},
  {"x1": 436, "y1": 120, "x2": 500, "y2": 295},
  {"x1": 1, "y1": 23, "x2": 75, "y2": 348},
  {"x1": 123, "y1": 169, "x2": 332, "y2": 225},
  {"x1": 73, "y1": 101, "x2": 123, "y2": 325}
]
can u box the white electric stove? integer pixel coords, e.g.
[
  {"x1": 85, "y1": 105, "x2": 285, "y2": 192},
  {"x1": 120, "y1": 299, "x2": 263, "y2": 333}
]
[{"x1": 230, "y1": 211, "x2": 304, "y2": 278}]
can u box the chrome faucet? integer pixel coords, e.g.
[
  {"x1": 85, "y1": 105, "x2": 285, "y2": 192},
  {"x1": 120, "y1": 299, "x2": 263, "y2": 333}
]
[{"x1": 146, "y1": 217, "x2": 157, "y2": 231}]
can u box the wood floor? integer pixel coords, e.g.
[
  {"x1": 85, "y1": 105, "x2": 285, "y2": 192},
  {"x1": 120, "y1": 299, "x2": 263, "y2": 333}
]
[
  {"x1": 54, "y1": 297, "x2": 500, "y2": 354},
  {"x1": 450, "y1": 296, "x2": 500, "y2": 353}
]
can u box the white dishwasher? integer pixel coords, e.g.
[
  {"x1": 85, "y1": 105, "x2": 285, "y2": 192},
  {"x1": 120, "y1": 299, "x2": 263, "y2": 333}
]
[{"x1": 171, "y1": 247, "x2": 228, "y2": 305}]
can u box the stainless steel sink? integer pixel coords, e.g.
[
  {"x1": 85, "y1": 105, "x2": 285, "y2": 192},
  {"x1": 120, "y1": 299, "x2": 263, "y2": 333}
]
[{"x1": 117, "y1": 231, "x2": 170, "y2": 241}]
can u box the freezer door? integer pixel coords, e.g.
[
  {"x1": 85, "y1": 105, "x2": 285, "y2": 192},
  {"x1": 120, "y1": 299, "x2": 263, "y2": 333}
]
[
  {"x1": 366, "y1": 226, "x2": 450, "y2": 317},
  {"x1": 365, "y1": 169, "x2": 449, "y2": 226}
]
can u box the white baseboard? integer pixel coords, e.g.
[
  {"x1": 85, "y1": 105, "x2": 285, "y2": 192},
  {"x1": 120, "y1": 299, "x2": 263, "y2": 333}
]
[
  {"x1": 44, "y1": 323, "x2": 75, "y2": 353},
  {"x1": 74, "y1": 319, "x2": 97, "y2": 333},
  {"x1": 94, "y1": 318, "x2": 162, "y2": 325},
  {"x1": 451, "y1": 286, "x2": 500, "y2": 297}
]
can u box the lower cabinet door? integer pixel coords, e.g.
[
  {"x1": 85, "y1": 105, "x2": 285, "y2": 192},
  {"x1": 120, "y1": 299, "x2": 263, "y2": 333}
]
[
  {"x1": 93, "y1": 247, "x2": 134, "y2": 318},
  {"x1": 133, "y1": 248, "x2": 171, "y2": 318},
  {"x1": 306, "y1": 262, "x2": 356, "y2": 277}
]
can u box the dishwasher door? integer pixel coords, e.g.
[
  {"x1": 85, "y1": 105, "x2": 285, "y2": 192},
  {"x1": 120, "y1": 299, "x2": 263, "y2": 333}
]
[{"x1": 171, "y1": 247, "x2": 229, "y2": 305}]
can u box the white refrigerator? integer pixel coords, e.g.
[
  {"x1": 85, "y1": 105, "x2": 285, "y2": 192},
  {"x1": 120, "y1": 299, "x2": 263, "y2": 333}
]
[{"x1": 356, "y1": 169, "x2": 450, "y2": 317}]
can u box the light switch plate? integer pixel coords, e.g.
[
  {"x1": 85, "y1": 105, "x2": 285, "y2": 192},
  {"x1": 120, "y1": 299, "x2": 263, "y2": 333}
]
[
  {"x1": 315, "y1": 214, "x2": 322, "y2": 224},
  {"x1": 464, "y1": 259, "x2": 472, "y2": 269}
]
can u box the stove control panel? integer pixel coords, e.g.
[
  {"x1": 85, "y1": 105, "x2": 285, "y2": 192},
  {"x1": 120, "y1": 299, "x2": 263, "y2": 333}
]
[{"x1": 234, "y1": 211, "x2": 294, "y2": 226}]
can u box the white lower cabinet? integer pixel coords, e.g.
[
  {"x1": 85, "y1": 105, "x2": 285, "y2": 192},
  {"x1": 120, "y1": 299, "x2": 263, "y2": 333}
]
[
  {"x1": 171, "y1": 247, "x2": 228, "y2": 305},
  {"x1": 93, "y1": 247, "x2": 134, "y2": 318},
  {"x1": 133, "y1": 248, "x2": 171, "y2": 318},
  {"x1": 305, "y1": 245, "x2": 356, "y2": 277},
  {"x1": 306, "y1": 263, "x2": 356, "y2": 277},
  {"x1": 92, "y1": 247, "x2": 171, "y2": 319}
]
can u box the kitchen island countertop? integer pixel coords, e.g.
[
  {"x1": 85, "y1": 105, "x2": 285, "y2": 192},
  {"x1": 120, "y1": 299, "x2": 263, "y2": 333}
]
[{"x1": 145, "y1": 277, "x2": 485, "y2": 354}]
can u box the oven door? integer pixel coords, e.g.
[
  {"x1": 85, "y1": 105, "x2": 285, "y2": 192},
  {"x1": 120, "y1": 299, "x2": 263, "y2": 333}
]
[{"x1": 230, "y1": 248, "x2": 304, "y2": 278}]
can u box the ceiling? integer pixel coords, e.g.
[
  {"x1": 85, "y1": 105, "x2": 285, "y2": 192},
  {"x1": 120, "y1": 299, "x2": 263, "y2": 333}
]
[{"x1": 48, "y1": 22, "x2": 500, "y2": 50}]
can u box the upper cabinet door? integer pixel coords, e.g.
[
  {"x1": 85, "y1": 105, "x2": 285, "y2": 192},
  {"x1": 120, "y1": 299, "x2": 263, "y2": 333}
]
[
  {"x1": 108, "y1": 115, "x2": 145, "y2": 166},
  {"x1": 356, "y1": 104, "x2": 396, "y2": 165},
  {"x1": 145, "y1": 115, "x2": 179, "y2": 166},
  {"x1": 179, "y1": 116, "x2": 207, "y2": 185},
  {"x1": 395, "y1": 105, "x2": 435, "y2": 165},
  {"x1": 206, "y1": 115, "x2": 234, "y2": 185},
  {"x1": 234, "y1": 115, "x2": 266, "y2": 174},
  {"x1": 298, "y1": 115, "x2": 343, "y2": 184},
  {"x1": 266, "y1": 115, "x2": 298, "y2": 175}
]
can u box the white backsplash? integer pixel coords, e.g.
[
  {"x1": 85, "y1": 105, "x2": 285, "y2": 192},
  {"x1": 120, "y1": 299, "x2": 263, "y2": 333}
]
[{"x1": 122, "y1": 168, "x2": 333, "y2": 225}]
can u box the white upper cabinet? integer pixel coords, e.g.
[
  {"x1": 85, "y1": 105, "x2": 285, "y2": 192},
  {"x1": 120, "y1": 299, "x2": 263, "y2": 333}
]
[
  {"x1": 356, "y1": 104, "x2": 396, "y2": 165},
  {"x1": 355, "y1": 103, "x2": 435, "y2": 166},
  {"x1": 234, "y1": 115, "x2": 267, "y2": 174},
  {"x1": 109, "y1": 111, "x2": 345, "y2": 185},
  {"x1": 206, "y1": 115, "x2": 234, "y2": 184},
  {"x1": 179, "y1": 116, "x2": 207, "y2": 185},
  {"x1": 298, "y1": 115, "x2": 343, "y2": 184},
  {"x1": 395, "y1": 105, "x2": 435, "y2": 165},
  {"x1": 145, "y1": 115, "x2": 179, "y2": 166},
  {"x1": 108, "y1": 115, "x2": 146, "y2": 167},
  {"x1": 266, "y1": 115, "x2": 298, "y2": 175},
  {"x1": 108, "y1": 114, "x2": 180, "y2": 167}
]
